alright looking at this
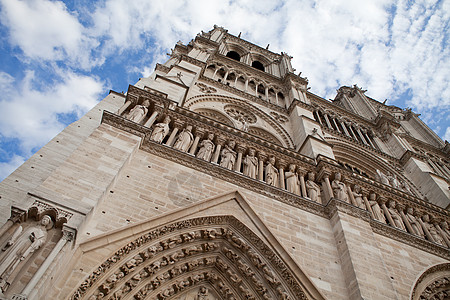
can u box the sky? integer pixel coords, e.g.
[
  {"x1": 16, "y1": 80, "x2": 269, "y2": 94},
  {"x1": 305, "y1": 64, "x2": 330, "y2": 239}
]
[{"x1": 0, "y1": 0, "x2": 449, "y2": 181}]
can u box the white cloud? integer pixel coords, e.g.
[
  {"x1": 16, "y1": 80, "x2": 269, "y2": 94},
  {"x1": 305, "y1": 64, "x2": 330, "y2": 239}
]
[
  {"x1": 0, "y1": 70, "x2": 104, "y2": 155},
  {"x1": 0, "y1": 154, "x2": 26, "y2": 180},
  {"x1": 0, "y1": 0, "x2": 101, "y2": 68}
]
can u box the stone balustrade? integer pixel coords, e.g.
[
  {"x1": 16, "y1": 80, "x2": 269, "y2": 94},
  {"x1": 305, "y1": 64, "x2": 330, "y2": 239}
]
[{"x1": 113, "y1": 87, "x2": 449, "y2": 250}]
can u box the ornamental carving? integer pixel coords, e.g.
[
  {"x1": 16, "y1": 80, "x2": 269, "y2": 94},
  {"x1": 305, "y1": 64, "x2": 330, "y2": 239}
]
[
  {"x1": 224, "y1": 105, "x2": 257, "y2": 124},
  {"x1": 196, "y1": 82, "x2": 217, "y2": 94},
  {"x1": 269, "y1": 111, "x2": 289, "y2": 124},
  {"x1": 71, "y1": 216, "x2": 311, "y2": 300}
]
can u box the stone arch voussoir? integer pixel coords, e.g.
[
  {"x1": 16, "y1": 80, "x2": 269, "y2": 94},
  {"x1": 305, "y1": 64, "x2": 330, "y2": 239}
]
[{"x1": 70, "y1": 216, "x2": 310, "y2": 300}]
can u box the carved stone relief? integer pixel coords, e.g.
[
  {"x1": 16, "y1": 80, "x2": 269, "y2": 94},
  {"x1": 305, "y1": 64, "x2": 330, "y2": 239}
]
[{"x1": 71, "y1": 216, "x2": 310, "y2": 300}]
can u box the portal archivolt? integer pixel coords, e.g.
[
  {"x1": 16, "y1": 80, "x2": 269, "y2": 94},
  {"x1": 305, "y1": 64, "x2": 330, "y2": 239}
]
[{"x1": 71, "y1": 216, "x2": 311, "y2": 299}]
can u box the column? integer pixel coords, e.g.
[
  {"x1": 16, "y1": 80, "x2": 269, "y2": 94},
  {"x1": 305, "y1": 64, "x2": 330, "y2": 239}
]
[
  {"x1": 213, "y1": 69, "x2": 219, "y2": 80},
  {"x1": 234, "y1": 144, "x2": 246, "y2": 172},
  {"x1": 314, "y1": 111, "x2": 323, "y2": 126},
  {"x1": 323, "y1": 113, "x2": 333, "y2": 129},
  {"x1": 265, "y1": 87, "x2": 269, "y2": 101},
  {"x1": 117, "y1": 100, "x2": 132, "y2": 115},
  {"x1": 347, "y1": 122, "x2": 359, "y2": 140},
  {"x1": 362, "y1": 192, "x2": 375, "y2": 219},
  {"x1": 0, "y1": 208, "x2": 26, "y2": 238},
  {"x1": 223, "y1": 71, "x2": 229, "y2": 82},
  {"x1": 380, "y1": 198, "x2": 395, "y2": 228},
  {"x1": 165, "y1": 121, "x2": 182, "y2": 147},
  {"x1": 245, "y1": 79, "x2": 248, "y2": 92},
  {"x1": 257, "y1": 152, "x2": 267, "y2": 181},
  {"x1": 298, "y1": 171, "x2": 307, "y2": 198},
  {"x1": 435, "y1": 223, "x2": 450, "y2": 248},
  {"x1": 275, "y1": 92, "x2": 279, "y2": 106},
  {"x1": 356, "y1": 127, "x2": 369, "y2": 145},
  {"x1": 398, "y1": 205, "x2": 414, "y2": 235},
  {"x1": 144, "y1": 111, "x2": 159, "y2": 128},
  {"x1": 322, "y1": 173, "x2": 333, "y2": 203},
  {"x1": 211, "y1": 136, "x2": 225, "y2": 164},
  {"x1": 418, "y1": 216, "x2": 435, "y2": 243},
  {"x1": 363, "y1": 129, "x2": 376, "y2": 148},
  {"x1": 340, "y1": 120, "x2": 351, "y2": 137},
  {"x1": 22, "y1": 227, "x2": 76, "y2": 298},
  {"x1": 189, "y1": 129, "x2": 204, "y2": 155},
  {"x1": 278, "y1": 161, "x2": 286, "y2": 189},
  {"x1": 332, "y1": 118, "x2": 341, "y2": 133}
]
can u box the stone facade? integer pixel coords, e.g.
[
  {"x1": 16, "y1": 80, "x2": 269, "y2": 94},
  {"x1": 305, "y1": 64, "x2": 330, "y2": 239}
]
[{"x1": 0, "y1": 26, "x2": 449, "y2": 300}]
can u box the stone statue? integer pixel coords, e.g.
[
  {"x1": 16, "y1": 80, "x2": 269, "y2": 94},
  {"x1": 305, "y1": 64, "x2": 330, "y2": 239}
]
[
  {"x1": 150, "y1": 116, "x2": 171, "y2": 143},
  {"x1": 368, "y1": 193, "x2": 385, "y2": 223},
  {"x1": 306, "y1": 172, "x2": 321, "y2": 202},
  {"x1": 375, "y1": 169, "x2": 390, "y2": 185},
  {"x1": 399, "y1": 180, "x2": 413, "y2": 194},
  {"x1": 405, "y1": 207, "x2": 424, "y2": 237},
  {"x1": 173, "y1": 125, "x2": 194, "y2": 152},
  {"x1": 387, "y1": 200, "x2": 405, "y2": 230},
  {"x1": 332, "y1": 172, "x2": 349, "y2": 202},
  {"x1": 265, "y1": 156, "x2": 279, "y2": 187},
  {"x1": 196, "y1": 133, "x2": 215, "y2": 161},
  {"x1": 219, "y1": 141, "x2": 236, "y2": 170},
  {"x1": 126, "y1": 100, "x2": 150, "y2": 122},
  {"x1": 352, "y1": 185, "x2": 365, "y2": 209},
  {"x1": 242, "y1": 148, "x2": 258, "y2": 179},
  {"x1": 440, "y1": 221, "x2": 450, "y2": 245},
  {"x1": 0, "y1": 215, "x2": 53, "y2": 292},
  {"x1": 387, "y1": 172, "x2": 400, "y2": 189},
  {"x1": 285, "y1": 164, "x2": 300, "y2": 194},
  {"x1": 422, "y1": 215, "x2": 444, "y2": 245}
]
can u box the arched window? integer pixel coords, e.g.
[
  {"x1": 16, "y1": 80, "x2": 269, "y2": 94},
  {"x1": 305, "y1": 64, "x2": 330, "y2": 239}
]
[
  {"x1": 226, "y1": 51, "x2": 241, "y2": 61},
  {"x1": 252, "y1": 61, "x2": 265, "y2": 71}
]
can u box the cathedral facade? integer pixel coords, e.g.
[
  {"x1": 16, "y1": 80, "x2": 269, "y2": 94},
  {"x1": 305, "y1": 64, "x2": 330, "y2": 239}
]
[{"x1": 0, "y1": 26, "x2": 449, "y2": 300}]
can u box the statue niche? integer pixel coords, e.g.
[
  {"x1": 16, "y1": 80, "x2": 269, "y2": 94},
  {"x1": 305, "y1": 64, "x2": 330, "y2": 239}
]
[{"x1": 0, "y1": 215, "x2": 57, "y2": 295}]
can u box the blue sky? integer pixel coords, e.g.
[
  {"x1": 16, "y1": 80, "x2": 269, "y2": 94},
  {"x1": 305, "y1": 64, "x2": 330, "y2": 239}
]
[{"x1": 0, "y1": 0, "x2": 449, "y2": 181}]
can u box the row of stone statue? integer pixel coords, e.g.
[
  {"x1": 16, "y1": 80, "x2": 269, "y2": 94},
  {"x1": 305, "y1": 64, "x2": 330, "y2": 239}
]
[
  {"x1": 375, "y1": 169, "x2": 413, "y2": 195},
  {"x1": 143, "y1": 115, "x2": 450, "y2": 248},
  {"x1": 146, "y1": 116, "x2": 323, "y2": 202}
]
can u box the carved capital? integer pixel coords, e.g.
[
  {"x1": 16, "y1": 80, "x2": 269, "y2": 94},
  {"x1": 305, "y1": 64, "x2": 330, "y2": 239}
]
[
  {"x1": 10, "y1": 206, "x2": 27, "y2": 223},
  {"x1": 62, "y1": 226, "x2": 77, "y2": 242}
]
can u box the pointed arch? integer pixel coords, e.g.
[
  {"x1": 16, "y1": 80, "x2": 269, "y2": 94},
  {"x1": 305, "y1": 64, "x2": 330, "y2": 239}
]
[
  {"x1": 410, "y1": 263, "x2": 450, "y2": 300},
  {"x1": 70, "y1": 216, "x2": 323, "y2": 300}
]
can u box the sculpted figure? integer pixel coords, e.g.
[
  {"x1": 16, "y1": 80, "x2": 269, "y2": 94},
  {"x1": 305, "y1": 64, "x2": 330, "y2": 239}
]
[
  {"x1": 265, "y1": 156, "x2": 279, "y2": 187},
  {"x1": 387, "y1": 172, "x2": 400, "y2": 189},
  {"x1": 387, "y1": 200, "x2": 405, "y2": 230},
  {"x1": 422, "y1": 215, "x2": 444, "y2": 245},
  {"x1": 219, "y1": 141, "x2": 236, "y2": 170},
  {"x1": 405, "y1": 207, "x2": 424, "y2": 237},
  {"x1": 376, "y1": 169, "x2": 390, "y2": 185},
  {"x1": 150, "y1": 116, "x2": 171, "y2": 143},
  {"x1": 368, "y1": 193, "x2": 386, "y2": 223},
  {"x1": 440, "y1": 221, "x2": 450, "y2": 245},
  {"x1": 352, "y1": 185, "x2": 365, "y2": 209},
  {"x1": 399, "y1": 180, "x2": 413, "y2": 194},
  {"x1": 0, "y1": 215, "x2": 53, "y2": 292},
  {"x1": 126, "y1": 100, "x2": 150, "y2": 122},
  {"x1": 306, "y1": 172, "x2": 321, "y2": 202},
  {"x1": 173, "y1": 125, "x2": 194, "y2": 152},
  {"x1": 332, "y1": 172, "x2": 349, "y2": 202},
  {"x1": 196, "y1": 133, "x2": 215, "y2": 161},
  {"x1": 285, "y1": 164, "x2": 300, "y2": 194},
  {"x1": 243, "y1": 149, "x2": 258, "y2": 179}
]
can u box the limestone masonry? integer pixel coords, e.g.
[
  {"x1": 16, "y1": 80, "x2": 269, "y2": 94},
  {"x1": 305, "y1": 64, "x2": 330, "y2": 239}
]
[{"x1": 0, "y1": 26, "x2": 449, "y2": 300}]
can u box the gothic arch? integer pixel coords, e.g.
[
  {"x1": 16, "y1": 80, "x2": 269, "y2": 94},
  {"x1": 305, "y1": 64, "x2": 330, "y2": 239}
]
[
  {"x1": 70, "y1": 216, "x2": 322, "y2": 300},
  {"x1": 194, "y1": 108, "x2": 235, "y2": 127},
  {"x1": 326, "y1": 137, "x2": 419, "y2": 195},
  {"x1": 410, "y1": 263, "x2": 450, "y2": 300},
  {"x1": 184, "y1": 95, "x2": 295, "y2": 148}
]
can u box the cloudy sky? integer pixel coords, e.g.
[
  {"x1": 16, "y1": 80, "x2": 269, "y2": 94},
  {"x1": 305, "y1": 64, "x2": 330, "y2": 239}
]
[{"x1": 0, "y1": 0, "x2": 449, "y2": 181}]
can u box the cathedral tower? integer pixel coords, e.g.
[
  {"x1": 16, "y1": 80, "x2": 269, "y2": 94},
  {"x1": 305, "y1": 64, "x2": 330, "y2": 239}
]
[{"x1": 0, "y1": 26, "x2": 449, "y2": 300}]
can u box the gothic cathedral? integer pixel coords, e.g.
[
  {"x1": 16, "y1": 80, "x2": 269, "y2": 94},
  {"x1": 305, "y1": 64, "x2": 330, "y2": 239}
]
[{"x1": 0, "y1": 26, "x2": 449, "y2": 300}]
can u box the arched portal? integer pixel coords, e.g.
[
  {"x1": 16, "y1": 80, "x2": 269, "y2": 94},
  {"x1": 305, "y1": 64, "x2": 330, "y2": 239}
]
[
  {"x1": 70, "y1": 216, "x2": 321, "y2": 300},
  {"x1": 410, "y1": 263, "x2": 450, "y2": 300}
]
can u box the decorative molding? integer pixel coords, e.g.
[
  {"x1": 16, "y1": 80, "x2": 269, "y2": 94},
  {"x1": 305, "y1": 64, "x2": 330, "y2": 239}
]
[
  {"x1": 411, "y1": 263, "x2": 450, "y2": 300},
  {"x1": 70, "y1": 216, "x2": 313, "y2": 300}
]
